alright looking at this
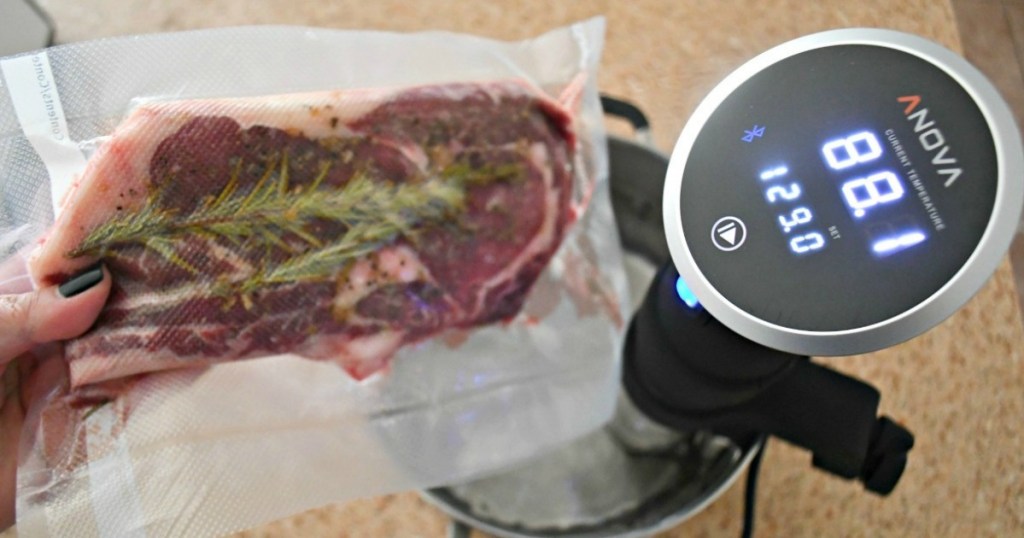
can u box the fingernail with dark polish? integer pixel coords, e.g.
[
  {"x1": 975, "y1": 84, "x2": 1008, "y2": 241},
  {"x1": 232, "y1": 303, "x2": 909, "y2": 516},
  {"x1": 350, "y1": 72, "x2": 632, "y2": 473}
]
[{"x1": 58, "y1": 263, "x2": 104, "y2": 298}]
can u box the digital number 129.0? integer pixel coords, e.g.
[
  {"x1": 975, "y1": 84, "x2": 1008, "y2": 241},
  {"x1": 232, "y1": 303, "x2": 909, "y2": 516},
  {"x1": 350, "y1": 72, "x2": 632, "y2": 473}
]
[{"x1": 760, "y1": 169, "x2": 826, "y2": 255}]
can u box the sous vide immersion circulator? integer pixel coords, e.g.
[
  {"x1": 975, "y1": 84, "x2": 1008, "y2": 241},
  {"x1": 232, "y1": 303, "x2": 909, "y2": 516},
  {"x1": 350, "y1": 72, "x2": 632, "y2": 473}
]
[{"x1": 626, "y1": 27, "x2": 1023, "y2": 498}]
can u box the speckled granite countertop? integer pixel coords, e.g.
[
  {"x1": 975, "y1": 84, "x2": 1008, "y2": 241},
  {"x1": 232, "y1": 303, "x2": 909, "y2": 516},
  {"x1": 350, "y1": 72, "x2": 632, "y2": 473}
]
[{"x1": 23, "y1": 0, "x2": 1024, "y2": 536}]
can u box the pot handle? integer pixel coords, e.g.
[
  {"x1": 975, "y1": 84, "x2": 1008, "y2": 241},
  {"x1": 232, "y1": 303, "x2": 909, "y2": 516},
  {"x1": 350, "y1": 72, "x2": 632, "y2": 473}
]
[{"x1": 600, "y1": 94, "x2": 654, "y2": 147}]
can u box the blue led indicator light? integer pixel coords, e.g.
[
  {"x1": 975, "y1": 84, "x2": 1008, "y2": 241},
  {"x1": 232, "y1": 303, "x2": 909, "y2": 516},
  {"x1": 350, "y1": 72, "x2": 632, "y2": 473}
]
[
  {"x1": 872, "y1": 231, "x2": 927, "y2": 256},
  {"x1": 675, "y1": 276, "x2": 700, "y2": 308},
  {"x1": 759, "y1": 166, "x2": 789, "y2": 181}
]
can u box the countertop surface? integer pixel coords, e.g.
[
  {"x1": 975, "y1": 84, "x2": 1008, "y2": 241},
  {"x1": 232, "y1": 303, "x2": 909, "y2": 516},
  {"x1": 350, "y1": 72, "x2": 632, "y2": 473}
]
[{"x1": 20, "y1": 0, "x2": 1024, "y2": 536}]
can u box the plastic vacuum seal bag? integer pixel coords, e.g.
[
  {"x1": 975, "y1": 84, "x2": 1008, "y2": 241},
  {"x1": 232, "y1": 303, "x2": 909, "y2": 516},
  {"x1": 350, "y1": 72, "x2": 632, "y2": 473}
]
[{"x1": 0, "y1": 17, "x2": 627, "y2": 536}]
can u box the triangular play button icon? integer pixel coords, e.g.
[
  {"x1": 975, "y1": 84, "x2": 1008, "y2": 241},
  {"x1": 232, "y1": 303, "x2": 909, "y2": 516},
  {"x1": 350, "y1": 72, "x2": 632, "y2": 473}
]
[
  {"x1": 719, "y1": 226, "x2": 737, "y2": 245},
  {"x1": 712, "y1": 216, "x2": 746, "y2": 251}
]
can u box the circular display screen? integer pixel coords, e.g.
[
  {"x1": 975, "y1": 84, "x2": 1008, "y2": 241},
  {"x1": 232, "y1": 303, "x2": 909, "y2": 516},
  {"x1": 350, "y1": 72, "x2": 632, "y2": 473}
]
[
  {"x1": 680, "y1": 45, "x2": 996, "y2": 331},
  {"x1": 665, "y1": 30, "x2": 1023, "y2": 355}
]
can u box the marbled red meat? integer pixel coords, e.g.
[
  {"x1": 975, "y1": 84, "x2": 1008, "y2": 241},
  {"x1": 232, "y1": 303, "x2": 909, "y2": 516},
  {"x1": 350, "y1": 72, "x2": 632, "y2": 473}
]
[{"x1": 28, "y1": 81, "x2": 576, "y2": 387}]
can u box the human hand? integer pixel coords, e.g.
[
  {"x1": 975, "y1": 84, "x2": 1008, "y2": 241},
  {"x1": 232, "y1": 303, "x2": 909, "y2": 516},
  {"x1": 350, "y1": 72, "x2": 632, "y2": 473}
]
[{"x1": 0, "y1": 261, "x2": 110, "y2": 529}]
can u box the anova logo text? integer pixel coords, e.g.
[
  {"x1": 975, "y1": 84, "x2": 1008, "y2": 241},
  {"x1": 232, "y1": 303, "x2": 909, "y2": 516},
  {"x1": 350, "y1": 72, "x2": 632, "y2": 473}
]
[{"x1": 898, "y1": 95, "x2": 963, "y2": 187}]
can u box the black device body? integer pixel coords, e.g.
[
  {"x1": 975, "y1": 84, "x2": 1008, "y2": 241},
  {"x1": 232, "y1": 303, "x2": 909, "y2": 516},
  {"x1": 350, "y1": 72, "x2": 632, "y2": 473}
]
[
  {"x1": 620, "y1": 261, "x2": 914, "y2": 494},
  {"x1": 600, "y1": 91, "x2": 916, "y2": 495}
]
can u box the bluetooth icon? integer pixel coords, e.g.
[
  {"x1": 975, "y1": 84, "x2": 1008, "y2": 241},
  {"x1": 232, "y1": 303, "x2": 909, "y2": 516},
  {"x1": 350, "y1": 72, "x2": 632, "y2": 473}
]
[{"x1": 742, "y1": 125, "x2": 766, "y2": 143}]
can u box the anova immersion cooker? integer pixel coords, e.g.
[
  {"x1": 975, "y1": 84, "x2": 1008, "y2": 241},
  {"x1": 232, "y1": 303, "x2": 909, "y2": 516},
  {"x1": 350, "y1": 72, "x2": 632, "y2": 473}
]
[
  {"x1": 628, "y1": 25, "x2": 1023, "y2": 493},
  {"x1": 428, "y1": 28, "x2": 1024, "y2": 537}
]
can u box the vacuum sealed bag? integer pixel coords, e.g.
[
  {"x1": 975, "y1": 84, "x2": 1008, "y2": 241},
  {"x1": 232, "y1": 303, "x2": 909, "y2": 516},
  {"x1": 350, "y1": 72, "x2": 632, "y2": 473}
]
[{"x1": 0, "y1": 18, "x2": 627, "y2": 536}]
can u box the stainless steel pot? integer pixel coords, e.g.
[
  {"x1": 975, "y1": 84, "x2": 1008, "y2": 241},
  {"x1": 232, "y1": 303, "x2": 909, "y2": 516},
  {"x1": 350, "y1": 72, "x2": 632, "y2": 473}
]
[{"x1": 420, "y1": 98, "x2": 763, "y2": 538}]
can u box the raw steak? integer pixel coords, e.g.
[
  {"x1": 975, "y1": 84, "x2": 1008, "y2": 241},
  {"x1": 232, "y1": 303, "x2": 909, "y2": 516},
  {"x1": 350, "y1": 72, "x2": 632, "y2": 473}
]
[{"x1": 28, "y1": 80, "x2": 576, "y2": 388}]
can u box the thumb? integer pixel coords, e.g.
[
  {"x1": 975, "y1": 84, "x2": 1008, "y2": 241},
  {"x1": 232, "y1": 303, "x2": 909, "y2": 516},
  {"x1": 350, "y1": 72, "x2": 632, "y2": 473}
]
[{"x1": 0, "y1": 263, "x2": 111, "y2": 363}]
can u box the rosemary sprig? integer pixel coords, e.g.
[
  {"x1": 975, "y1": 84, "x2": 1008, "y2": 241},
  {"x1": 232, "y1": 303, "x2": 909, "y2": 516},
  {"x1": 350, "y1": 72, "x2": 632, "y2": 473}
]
[
  {"x1": 70, "y1": 155, "x2": 335, "y2": 264},
  {"x1": 229, "y1": 175, "x2": 465, "y2": 295},
  {"x1": 72, "y1": 150, "x2": 522, "y2": 295}
]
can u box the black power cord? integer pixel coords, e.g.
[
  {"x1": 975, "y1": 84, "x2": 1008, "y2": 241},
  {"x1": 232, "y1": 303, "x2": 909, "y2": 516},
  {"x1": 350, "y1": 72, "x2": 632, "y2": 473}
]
[
  {"x1": 741, "y1": 437, "x2": 767, "y2": 538},
  {"x1": 22, "y1": 0, "x2": 56, "y2": 46}
]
